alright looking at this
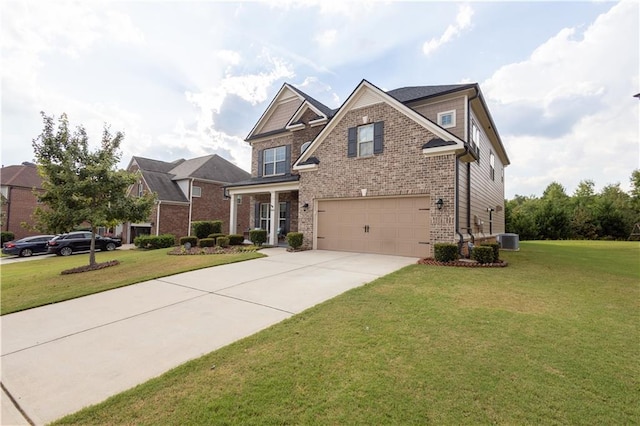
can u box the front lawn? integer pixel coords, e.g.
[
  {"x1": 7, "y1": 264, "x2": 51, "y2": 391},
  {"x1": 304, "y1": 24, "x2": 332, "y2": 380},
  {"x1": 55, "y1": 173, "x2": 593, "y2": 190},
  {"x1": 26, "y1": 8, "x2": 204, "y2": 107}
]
[
  {"x1": 0, "y1": 248, "x2": 265, "y2": 315},
  {"x1": 54, "y1": 241, "x2": 640, "y2": 425}
]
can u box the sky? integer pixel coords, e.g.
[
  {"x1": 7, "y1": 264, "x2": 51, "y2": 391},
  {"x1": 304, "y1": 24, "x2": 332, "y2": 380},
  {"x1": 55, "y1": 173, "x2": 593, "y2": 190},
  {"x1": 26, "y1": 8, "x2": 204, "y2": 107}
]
[{"x1": 1, "y1": 0, "x2": 638, "y2": 199}]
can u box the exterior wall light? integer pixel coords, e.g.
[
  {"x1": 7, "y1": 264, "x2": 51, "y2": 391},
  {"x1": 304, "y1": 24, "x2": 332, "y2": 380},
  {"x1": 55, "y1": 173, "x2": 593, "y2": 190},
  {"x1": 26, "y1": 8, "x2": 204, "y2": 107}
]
[
  {"x1": 303, "y1": 202, "x2": 309, "y2": 212},
  {"x1": 435, "y1": 198, "x2": 444, "y2": 210}
]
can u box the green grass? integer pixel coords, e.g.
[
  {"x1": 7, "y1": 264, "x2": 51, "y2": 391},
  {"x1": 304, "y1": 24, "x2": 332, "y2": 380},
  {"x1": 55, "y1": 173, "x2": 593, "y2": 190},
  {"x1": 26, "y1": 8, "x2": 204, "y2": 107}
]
[
  {"x1": 1, "y1": 249, "x2": 265, "y2": 315},
  {"x1": 52, "y1": 241, "x2": 640, "y2": 424}
]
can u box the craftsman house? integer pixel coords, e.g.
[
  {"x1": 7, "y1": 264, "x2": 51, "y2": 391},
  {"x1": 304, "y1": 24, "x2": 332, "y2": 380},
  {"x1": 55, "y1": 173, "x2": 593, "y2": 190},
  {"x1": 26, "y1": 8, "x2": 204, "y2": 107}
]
[
  {"x1": 122, "y1": 154, "x2": 251, "y2": 243},
  {"x1": 225, "y1": 79, "x2": 509, "y2": 257},
  {"x1": 0, "y1": 162, "x2": 44, "y2": 240}
]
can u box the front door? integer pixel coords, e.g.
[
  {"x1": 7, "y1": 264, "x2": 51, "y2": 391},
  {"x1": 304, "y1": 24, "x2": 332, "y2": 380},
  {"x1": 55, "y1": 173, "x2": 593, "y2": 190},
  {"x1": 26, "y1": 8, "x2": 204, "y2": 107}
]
[{"x1": 259, "y1": 202, "x2": 289, "y2": 239}]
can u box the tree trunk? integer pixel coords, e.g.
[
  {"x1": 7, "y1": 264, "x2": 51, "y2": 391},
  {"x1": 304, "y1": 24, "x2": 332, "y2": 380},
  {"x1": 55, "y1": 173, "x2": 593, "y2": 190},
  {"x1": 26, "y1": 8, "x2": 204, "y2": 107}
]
[{"x1": 89, "y1": 226, "x2": 97, "y2": 266}]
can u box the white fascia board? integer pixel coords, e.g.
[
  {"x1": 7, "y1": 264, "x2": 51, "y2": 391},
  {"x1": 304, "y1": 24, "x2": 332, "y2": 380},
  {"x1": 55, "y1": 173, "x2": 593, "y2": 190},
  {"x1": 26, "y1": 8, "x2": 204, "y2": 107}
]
[
  {"x1": 293, "y1": 163, "x2": 319, "y2": 171},
  {"x1": 285, "y1": 100, "x2": 327, "y2": 130},
  {"x1": 421, "y1": 145, "x2": 464, "y2": 156},
  {"x1": 227, "y1": 181, "x2": 300, "y2": 196},
  {"x1": 285, "y1": 123, "x2": 305, "y2": 131}
]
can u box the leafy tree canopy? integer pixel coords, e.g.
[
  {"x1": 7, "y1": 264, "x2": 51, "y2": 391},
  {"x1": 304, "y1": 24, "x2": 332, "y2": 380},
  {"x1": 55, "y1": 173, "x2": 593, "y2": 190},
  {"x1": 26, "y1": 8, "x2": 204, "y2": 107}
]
[{"x1": 32, "y1": 112, "x2": 155, "y2": 266}]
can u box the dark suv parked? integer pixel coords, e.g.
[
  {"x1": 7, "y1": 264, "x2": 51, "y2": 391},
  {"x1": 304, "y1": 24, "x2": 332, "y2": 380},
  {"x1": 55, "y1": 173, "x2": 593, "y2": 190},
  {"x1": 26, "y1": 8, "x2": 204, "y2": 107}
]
[{"x1": 47, "y1": 232, "x2": 122, "y2": 256}]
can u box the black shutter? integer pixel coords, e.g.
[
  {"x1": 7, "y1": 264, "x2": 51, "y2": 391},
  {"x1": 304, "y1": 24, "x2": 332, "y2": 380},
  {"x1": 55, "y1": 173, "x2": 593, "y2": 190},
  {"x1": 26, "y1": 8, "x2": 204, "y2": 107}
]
[
  {"x1": 347, "y1": 127, "x2": 357, "y2": 157},
  {"x1": 254, "y1": 202, "x2": 261, "y2": 228},
  {"x1": 373, "y1": 121, "x2": 384, "y2": 154},
  {"x1": 257, "y1": 149, "x2": 264, "y2": 177},
  {"x1": 285, "y1": 144, "x2": 291, "y2": 175}
]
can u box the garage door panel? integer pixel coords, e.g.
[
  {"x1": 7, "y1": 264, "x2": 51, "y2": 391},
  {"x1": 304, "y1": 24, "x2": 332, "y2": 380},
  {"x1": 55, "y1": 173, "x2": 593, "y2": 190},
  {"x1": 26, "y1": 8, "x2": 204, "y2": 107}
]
[{"x1": 317, "y1": 197, "x2": 430, "y2": 257}]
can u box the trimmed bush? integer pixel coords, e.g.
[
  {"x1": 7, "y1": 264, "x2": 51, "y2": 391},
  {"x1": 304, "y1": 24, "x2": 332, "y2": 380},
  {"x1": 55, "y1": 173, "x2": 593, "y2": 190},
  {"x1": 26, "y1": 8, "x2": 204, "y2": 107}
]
[
  {"x1": 481, "y1": 242, "x2": 500, "y2": 261},
  {"x1": 1, "y1": 231, "x2": 15, "y2": 243},
  {"x1": 134, "y1": 234, "x2": 175, "y2": 249},
  {"x1": 228, "y1": 234, "x2": 244, "y2": 245},
  {"x1": 208, "y1": 233, "x2": 226, "y2": 243},
  {"x1": 286, "y1": 232, "x2": 303, "y2": 249},
  {"x1": 191, "y1": 221, "x2": 223, "y2": 239},
  {"x1": 434, "y1": 243, "x2": 459, "y2": 262},
  {"x1": 179, "y1": 236, "x2": 198, "y2": 247},
  {"x1": 472, "y1": 246, "x2": 495, "y2": 264},
  {"x1": 199, "y1": 238, "x2": 215, "y2": 248},
  {"x1": 249, "y1": 229, "x2": 267, "y2": 246},
  {"x1": 217, "y1": 236, "x2": 230, "y2": 248}
]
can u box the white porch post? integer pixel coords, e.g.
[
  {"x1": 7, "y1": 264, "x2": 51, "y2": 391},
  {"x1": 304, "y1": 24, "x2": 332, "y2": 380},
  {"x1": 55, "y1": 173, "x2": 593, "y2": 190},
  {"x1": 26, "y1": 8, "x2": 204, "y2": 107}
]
[
  {"x1": 269, "y1": 191, "x2": 279, "y2": 245},
  {"x1": 229, "y1": 192, "x2": 237, "y2": 235}
]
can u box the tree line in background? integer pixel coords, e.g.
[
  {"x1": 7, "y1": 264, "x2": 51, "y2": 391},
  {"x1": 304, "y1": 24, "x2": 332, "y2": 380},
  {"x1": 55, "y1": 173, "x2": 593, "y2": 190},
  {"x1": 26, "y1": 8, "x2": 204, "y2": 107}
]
[{"x1": 505, "y1": 170, "x2": 640, "y2": 241}]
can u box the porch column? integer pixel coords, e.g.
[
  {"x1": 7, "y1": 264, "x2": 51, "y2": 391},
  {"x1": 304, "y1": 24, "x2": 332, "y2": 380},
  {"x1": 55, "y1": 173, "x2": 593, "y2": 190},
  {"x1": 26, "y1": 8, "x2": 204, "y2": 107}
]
[
  {"x1": 269, "y1": 191, "x2": 279, "y2": 245},
  {"x1": 229, "y1": 192, "x2": 237, "y2": 235}
]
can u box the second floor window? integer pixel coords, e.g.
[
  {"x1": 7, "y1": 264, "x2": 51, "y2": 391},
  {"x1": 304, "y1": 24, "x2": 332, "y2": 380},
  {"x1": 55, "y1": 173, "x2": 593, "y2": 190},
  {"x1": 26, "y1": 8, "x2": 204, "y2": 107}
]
[
  {"x1": 358, "y1": 124, "x2": 374, "y2": 157},
  {"x1": 490, "y1": 152, "x2": 495, "y2": 181},
  {"x1": 263, "y1": 146, "x2": 287, "y2": 176}
]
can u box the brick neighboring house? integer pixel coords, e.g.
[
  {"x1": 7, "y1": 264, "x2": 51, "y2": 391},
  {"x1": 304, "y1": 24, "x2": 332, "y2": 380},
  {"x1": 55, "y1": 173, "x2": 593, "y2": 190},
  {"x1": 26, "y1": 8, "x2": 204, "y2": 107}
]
[
  {"x1": 122, "y1": 155, "x2": 251, "y2": 243},
  {"x1": 225, "y1": 79, "x2": 510, "y2": 257},
  {"x1": 1, "y1": 162, "x2": 44, "y2": 239}
]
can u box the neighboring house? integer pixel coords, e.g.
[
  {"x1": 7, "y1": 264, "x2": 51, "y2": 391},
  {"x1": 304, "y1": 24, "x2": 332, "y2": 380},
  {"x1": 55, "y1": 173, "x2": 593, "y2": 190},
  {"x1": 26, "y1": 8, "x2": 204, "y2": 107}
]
[
  {"x1": 225, "y1": 79, "x2": 510, "y2": 258},
  {"x1": 122, "y1": 154, "x2": 251, "y2": 243},
  {"x1": 0, "y1": 162, "x2": 44, "y2": 239}
]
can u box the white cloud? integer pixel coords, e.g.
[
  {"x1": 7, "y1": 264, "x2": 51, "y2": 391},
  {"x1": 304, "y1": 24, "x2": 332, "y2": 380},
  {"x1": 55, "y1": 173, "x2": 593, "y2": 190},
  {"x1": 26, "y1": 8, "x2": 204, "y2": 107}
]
[
  {"x1": 423, "y1": 4, "x2": 474, "y2": 56},
  {"x1": 314, "y1": 29, "x2": 338, "y2": 48},
  {"x1": 483, "y1": 0, "x2": 639, "y2": 197},
  {"x1": 217, "y1": 50, "x2": 241, "y2": 66}
]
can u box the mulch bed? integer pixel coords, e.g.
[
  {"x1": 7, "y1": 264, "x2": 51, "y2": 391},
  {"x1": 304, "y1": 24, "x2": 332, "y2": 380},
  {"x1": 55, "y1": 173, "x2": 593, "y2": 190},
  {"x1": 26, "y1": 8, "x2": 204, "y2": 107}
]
[
  {"x1": 61, "y1": 260, "x2": 121, "y2": 275},
  {"x1": 167, "y1": 246, "x2": 259, "y2": 255},
  {"x1": 418, "y1": 258, "x2": 508, "y2": 267}
]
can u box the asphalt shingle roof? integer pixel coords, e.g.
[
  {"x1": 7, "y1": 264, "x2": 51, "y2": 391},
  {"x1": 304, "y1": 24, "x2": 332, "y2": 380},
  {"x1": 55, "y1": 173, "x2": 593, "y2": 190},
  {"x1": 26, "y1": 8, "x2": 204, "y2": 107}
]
[
  {"x1": 387, "y1": 84, "x2": 475, "y2": 103},
  {"x1": 0, "y1": 163, "x2": 43, "y2": 189},
  {"x1": 132, "y1": 155, "x2": 250, "y2": 202}
]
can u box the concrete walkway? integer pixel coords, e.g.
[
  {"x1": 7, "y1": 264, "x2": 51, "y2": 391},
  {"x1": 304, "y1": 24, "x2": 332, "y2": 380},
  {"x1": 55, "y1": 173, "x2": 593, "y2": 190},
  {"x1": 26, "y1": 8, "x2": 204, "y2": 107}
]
[{"x1": 1, "y1": 248, "x2": 417, "y2": 425}]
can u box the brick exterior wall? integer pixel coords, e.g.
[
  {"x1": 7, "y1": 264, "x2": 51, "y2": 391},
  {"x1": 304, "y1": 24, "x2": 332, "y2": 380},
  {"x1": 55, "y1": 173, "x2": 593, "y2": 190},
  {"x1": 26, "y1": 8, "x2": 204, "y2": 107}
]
[
  {"x1": 298, "y1": 102, "x2": 457, "y2": 254},
  {"x1": 2, "y1": 187, "x2": 44, "y2": 239},
  {"x1": 155, "y1": 203, "x2": 190, "y2": 239},
  {"x1": 190, "y1": 180, "x2": 250, "y2": 235}
]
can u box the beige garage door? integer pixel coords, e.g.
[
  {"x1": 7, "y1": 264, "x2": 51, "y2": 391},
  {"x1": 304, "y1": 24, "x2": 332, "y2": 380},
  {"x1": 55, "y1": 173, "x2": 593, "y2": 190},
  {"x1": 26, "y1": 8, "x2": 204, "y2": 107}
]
[{"x1": 316, "y1": 197, "x2": 431, "y2": 258}]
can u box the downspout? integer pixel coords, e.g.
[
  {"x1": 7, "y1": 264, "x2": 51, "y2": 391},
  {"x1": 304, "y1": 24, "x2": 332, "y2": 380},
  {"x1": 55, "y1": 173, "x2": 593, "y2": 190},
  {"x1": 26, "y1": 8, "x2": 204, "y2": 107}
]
[
  {"x1": 187, "y1": 179, "x2": 194, "y2": 236},
  {"x1": 455, "y1": 150, "x2": 466, "y2": 257},
  {"x1": 4, "y1": 186, "x2": 11, "y2": 232},
  {"x1": 467, "y1": 88, "x2": 480, "y2": 251}
]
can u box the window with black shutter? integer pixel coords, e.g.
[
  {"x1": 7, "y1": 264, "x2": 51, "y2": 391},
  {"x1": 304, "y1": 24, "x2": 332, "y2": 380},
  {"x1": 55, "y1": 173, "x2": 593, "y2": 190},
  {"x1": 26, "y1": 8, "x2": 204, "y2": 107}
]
[{"x1": 348, "y1": 121, "x2": 384, "y2": 158}]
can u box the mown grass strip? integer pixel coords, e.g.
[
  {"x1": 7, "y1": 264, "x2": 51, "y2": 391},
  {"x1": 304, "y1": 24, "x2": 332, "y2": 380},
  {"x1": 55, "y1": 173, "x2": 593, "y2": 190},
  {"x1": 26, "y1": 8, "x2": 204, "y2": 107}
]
[
  {"x1": 53, "y1": 241, "x2": 640, "y2": 425},
  {"x1": 1, "y1": 249, "x2": 265, "y2": 315}
]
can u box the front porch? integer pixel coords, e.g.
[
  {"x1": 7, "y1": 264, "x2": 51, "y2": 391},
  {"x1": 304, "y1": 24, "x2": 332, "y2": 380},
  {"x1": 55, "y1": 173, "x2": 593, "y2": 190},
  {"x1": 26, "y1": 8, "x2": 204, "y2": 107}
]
[{"x1": 227, "y1": 176, "x2": 300, "y2": 246}]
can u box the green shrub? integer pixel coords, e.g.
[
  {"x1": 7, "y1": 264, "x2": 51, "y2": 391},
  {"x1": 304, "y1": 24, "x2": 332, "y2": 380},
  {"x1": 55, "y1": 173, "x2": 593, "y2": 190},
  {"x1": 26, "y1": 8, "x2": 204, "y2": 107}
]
[
  {"x1": 199, "y1": 238, "x2": 215, "y2": 248},
  {"x1": 249, "y1": 229, "x2": 267, "y2": 246},
  {"x1": 1, "y1": 231, "x2": 15, "y2": 243},
  {"x1": 434, "y1": 243, "x2": 458, "y2": 262},
  {"x1": 286, "y1": 232, "x2": 303, "y2": 249},
  {"x1": 191, "y1": 221, "x2": 223, "y2": 239},
  {"x1": 179, "y1": 236, "x2": 198, "y2": 247},
  {"x1": 228, "y1": 234, "x2": 244, "y2": 245},
  {"x1": 472, "y1": 246, "x2": 495, "y2": 264},
  {"x1": 208, "y1": 233, "x2": 226, "y2": 243},
  {"x1": 217, "y1": 236, "x2": 230, "y2": 248},
  {"x1": 481, "y1": 242, "x2": 500, "y2": 261},
  {"x1": 134, "y1": 234, "x2": 175, "y2": 249}
]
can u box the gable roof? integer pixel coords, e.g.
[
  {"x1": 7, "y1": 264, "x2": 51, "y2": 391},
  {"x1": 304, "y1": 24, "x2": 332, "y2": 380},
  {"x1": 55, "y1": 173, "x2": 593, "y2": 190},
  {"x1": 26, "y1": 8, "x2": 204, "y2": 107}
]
[
  {"x1": 131, "y1": 155, "x2": 250, "y2": 202},
  {"x1": 294, "y1": 79, "x2": 467, "y2": 169},
  {"x1": 246, "y1": 83, "x2": 334, "y2": 141},
  {"x1": 0, "y1": 163, "x2": 43, "y2": 189}
]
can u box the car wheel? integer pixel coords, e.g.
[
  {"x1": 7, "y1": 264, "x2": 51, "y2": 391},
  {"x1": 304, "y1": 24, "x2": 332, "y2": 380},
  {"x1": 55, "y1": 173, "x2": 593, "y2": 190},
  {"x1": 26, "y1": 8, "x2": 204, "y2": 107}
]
[
  {"x1": 105, "y1": 242, "x2": 116, "y2": 251},
  {"x1": 20, "y1": 248, "x2": 33, "y2": 257},
  {"x1": 59, "y1": 246, "x2": 73, "y2": 256}
]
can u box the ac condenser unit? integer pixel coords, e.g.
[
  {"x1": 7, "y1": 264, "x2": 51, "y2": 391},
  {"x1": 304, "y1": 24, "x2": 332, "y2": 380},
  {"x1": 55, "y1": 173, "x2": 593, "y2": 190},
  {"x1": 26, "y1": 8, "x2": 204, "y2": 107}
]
[{"x1": 498, "y1": 233, "x2": 519, "y2": 251}]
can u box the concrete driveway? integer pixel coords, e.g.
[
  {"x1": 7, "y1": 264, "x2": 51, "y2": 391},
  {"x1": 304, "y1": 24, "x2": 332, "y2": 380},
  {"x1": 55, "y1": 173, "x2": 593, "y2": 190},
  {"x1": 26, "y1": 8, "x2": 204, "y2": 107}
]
[{"x1": 1, "y1": 248, "x2": 416, "y2": 425}]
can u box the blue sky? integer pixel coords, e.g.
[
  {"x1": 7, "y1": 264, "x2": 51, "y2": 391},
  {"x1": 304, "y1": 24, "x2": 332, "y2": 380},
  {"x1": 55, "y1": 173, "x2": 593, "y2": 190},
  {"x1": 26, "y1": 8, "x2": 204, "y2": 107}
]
[{"x1": 2, "y1": 1, "x2": 638, "y2": 199}]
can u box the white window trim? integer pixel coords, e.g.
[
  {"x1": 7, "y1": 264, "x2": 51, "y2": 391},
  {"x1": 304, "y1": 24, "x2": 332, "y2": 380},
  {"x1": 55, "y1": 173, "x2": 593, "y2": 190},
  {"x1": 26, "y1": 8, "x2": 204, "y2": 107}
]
[
  {"x1": 437, "y1": 110, "x2": 456, "y2": 129},
  {"x1": 263, "y1": 146, "x2": 287, "y2": 177},
  {"x1": 357, "y1": 123, "x2": 374, "y2": 158},
  {"x1": 192, "y1": 186, "x2": 202, "y2": 198}
]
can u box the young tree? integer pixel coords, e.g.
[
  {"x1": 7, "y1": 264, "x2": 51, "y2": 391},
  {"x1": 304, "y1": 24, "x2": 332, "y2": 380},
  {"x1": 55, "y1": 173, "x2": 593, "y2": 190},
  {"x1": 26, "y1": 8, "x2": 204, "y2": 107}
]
[{"x1": 32, "y1": 113, "x2": 155, "y2": 267}]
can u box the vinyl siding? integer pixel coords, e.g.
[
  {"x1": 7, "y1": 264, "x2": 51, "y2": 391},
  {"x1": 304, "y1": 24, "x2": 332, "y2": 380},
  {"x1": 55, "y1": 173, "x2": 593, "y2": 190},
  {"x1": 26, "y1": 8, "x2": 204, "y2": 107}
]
[
  {"x1": 410, "y1": 96, "x2": 466, "y2": 141},
  {"x1": 260, "y1": 99, "x2": 303, "y2": 133}
]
